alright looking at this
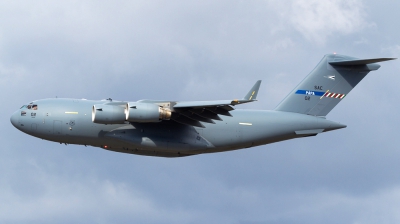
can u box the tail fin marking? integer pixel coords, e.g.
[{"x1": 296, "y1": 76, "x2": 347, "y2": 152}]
[{"x1": 275, "y1": 54, "x2": 396, "y2": 116}]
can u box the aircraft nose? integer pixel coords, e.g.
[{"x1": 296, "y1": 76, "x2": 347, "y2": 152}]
[{"x1": 10, "y1": 112, "x2": 19, "y2": 128}]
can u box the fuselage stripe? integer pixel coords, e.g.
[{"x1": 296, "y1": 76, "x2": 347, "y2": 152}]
[
  {"x1": 323, "y1": 92, "x2": 346, "y2": 99},
  {"x1": 296, "y1": 90, "x2": 346, "y2": 99},
  {"x1": 295, "y1": 90, "x2": 325, "y2": 96}
]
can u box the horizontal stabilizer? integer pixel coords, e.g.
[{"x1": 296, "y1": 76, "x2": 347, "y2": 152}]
[{"x1": 329, "y1": 58, "x2": 396, "y2": 66}]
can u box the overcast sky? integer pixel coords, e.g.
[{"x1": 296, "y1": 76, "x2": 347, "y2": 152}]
[{"x1": 1, "y1": 0, "x2": 400, "y2": 223}]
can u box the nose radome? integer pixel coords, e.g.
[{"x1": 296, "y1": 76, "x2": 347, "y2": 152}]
[{"x1": 10, "y1": 112, "x2": 19, "y2": 128}]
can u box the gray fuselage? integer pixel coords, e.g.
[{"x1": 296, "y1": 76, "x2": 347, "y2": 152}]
[{"x1": 10, "y1": 98, "x2": 345, "y2": 157}]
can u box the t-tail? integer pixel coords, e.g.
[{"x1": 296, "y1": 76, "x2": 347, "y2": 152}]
[{"x1": 275, "y1": 54, "x2": 396, "y2": 116}]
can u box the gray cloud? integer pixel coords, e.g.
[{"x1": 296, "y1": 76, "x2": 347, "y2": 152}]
[
  {"x1": 1, "y1": 0, "x2": 400, "y2": 223},
  {"x1": 287, "y1": 0, "x2": 368, "y2": 45}
]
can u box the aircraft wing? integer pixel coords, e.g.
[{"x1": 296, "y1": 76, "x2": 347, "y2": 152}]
[
  {"x1": 169, "y1": 80, "x2": 262, "y2": 127},
  {"x1": 173, "y1": 99, "x2": 254, "y2": 108},
  {"x1": 105, "y1": 81, "x2": 261, "y2": 127}
]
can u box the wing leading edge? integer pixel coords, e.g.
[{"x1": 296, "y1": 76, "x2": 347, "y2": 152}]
[
  {"x1": 136, "y1": 80, "x2": 262, "y2": 127},
  {"x1": 171, "y1": 80, "x2": 261, "y2": 127}
]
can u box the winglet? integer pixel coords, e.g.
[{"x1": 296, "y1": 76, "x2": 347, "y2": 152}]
[{"x1": 243, "y1": 80, "x2": 261, "y2": 100}]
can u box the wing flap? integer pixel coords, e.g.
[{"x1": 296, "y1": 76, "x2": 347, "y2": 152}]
[
  {"x1": 171, "y1": 114, "x2": 205, "y2": 128},
  {"x1": 205, "y1": 107, "x2": 232, "y2": 117},
  {"x1": 178, "y1": 110, "x2": 216, "y2": 124},
  {"x1": 190, "y1": 109, "x2": 222, "y2": 121}
]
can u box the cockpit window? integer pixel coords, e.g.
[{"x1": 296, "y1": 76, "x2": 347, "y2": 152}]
[
  {"x1": 20, "y1": 105, "x2": 27, "y2": 109},
  {"x1": 26, "y1": 104, "x2": 38, "y2": 110}
]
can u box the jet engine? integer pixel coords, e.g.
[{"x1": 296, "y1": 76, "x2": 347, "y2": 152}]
[
  {"x1": 126, "y1": 102, "x2": 171, "y2": 123},
  {"x1": 92, "y1": 104, "x2": 126, "y2": 124}
]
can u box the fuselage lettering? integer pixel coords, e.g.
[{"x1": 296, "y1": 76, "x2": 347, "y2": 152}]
[
  {"x1": 305, "y1": 91, "x2": 315, "y2": 95},
  {"x1": 314, "y1": 85, "x2": 323, "y2": 90}
]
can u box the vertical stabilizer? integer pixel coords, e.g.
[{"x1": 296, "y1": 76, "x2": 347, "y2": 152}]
[{"x1": 274, "y1": 54, "x2": 395, "y2": 116}]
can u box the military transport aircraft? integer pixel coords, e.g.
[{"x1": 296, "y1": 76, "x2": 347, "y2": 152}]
[{"x1": 10, "y1": 54, "x2": 396, "y2": 157}]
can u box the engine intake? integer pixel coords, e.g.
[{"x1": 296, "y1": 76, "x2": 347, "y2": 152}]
[
  {"x1": 92, "y1": 104, "x2": 126, "y2": 124},
  {"x1": 126, "y1": 102, "x2": 171, "y2": 123}
]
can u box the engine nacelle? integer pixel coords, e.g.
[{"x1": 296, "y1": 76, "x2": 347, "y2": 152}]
[
  {"x1": 92, "y1": 104, "x2": 126, "y2": 124},
  {"x1": 126, "y1": 102, "x2": 171, "y2": 123}
]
